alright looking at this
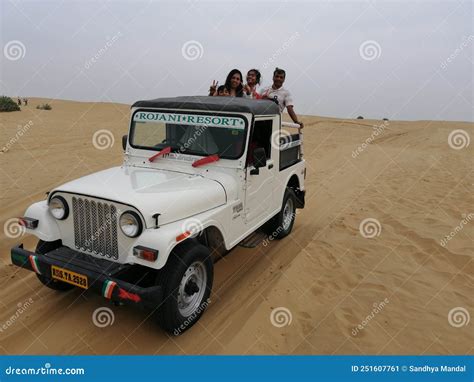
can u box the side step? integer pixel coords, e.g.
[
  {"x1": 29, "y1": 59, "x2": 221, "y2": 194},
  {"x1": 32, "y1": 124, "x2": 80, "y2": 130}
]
[{"x1": 238, "y1": 231, "x2": 268, "y2": 248}]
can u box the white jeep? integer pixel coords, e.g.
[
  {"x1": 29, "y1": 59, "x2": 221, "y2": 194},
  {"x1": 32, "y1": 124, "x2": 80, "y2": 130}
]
[{"x1": 11, "y1": 96, "x2": 306, "y2": 334}]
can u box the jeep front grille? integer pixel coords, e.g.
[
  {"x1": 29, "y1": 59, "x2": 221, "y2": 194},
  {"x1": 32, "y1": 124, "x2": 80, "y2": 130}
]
[{"x1": 72, "y1": 196, "x2": 119, "y2": 260}]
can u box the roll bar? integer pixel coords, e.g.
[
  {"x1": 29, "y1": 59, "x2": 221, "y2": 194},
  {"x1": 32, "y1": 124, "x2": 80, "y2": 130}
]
[{"x1": 281, "y1": 121, "x2": 304, "y2": 159}]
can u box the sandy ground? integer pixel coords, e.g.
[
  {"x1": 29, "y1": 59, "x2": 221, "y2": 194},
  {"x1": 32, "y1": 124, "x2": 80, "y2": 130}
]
[{"x1": 0, "y1": 98, "x2": 472, "y2": 355}]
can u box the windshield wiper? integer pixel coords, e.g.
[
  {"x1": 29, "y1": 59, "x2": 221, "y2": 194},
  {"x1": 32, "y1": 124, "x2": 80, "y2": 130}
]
[
  {"x1": 192, "y1": 154, "x2": 220, "y2": 168},
  {"x1": 148, "y1": 146, "x2": 172, "y2": 162}
]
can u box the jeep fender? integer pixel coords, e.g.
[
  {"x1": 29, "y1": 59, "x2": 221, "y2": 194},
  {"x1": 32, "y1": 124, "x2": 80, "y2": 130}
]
[
  {"x1": 23, "y1": 201, "x2": 61, "y2": 241},
  {"x1": 133, "y1": 211, "x2": 227, "y2": 270},
  {"x1": 279, "y1": 169, "x2": 305, "y2": 206}
]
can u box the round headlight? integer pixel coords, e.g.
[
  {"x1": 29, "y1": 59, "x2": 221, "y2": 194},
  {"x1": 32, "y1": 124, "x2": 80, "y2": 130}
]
[
  {"x1": 49, "y1": 196, "x2": 69, "y2": 220},
  {"x1": 119, "y1": 211, "x2": 142, "y2": 238}
]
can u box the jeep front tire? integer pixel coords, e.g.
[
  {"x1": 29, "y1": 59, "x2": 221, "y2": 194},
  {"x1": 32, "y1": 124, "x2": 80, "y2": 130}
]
[{"x1": 155, "y1": 240, "x2": 213, "y2": 334}]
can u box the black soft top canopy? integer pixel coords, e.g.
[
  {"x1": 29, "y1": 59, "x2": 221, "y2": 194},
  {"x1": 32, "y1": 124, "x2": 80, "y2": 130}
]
[{"x1": 132, "y1": 96, "x2": 280, "y2": 116}]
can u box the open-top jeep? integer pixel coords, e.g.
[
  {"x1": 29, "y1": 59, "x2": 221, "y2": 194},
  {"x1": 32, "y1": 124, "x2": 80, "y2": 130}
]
[{"x1": 11, "y1": 96, "x2": 306, "y2": 334}]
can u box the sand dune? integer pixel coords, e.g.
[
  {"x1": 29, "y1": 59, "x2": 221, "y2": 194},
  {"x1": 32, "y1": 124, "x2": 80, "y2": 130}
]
[{"x1": 0, "y1": 98, "x2": 472, "y2": 355}]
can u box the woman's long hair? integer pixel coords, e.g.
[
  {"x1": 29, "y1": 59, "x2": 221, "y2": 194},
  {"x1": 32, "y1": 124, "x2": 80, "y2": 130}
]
[{"x1": 224, "y1": 69, "x2": 244, "y2": 97}]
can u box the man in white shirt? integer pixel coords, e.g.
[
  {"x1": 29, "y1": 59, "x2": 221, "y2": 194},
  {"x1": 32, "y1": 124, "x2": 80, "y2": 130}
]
[{"x1": 260, "y1": 68, "x2": 304, "y2": 128}]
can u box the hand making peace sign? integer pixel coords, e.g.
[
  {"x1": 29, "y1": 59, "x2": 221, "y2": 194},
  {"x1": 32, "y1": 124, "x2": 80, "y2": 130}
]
[{"x1": 209, "y1": 80, "x2": 218, "y2": 96}]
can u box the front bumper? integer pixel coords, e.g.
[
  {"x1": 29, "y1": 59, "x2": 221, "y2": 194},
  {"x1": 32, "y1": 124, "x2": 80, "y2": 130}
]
[{"x1": 11, "y1": 244, "x2": 162, "y2": 308}]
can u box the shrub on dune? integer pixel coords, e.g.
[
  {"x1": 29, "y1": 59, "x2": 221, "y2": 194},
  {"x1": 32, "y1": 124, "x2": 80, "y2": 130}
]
[
  {"x1": 37, "y1": 103, "x2": 52, "y2": 110},
  {"x1": 0, "y1": 96, "x2": 21, "y2": 112}
]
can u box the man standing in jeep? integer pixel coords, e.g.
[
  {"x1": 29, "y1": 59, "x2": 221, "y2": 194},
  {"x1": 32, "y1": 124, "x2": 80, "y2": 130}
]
[{"x1": 260, "y1": 67, "x2": 304, "y2": 129}]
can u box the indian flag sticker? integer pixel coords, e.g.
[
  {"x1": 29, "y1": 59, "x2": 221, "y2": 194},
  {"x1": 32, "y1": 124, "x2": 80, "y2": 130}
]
[
  {"x1": 29, "y1": 255, "x2": 41, "y2": 274},
  {"x1": 102, "y1": 280, "x2": 117, "y2": 299}
]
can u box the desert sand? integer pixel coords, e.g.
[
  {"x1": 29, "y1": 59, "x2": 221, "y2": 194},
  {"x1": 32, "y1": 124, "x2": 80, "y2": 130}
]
[{"x1": 0, "y1": 98, "x2": 472, "y2": 355}]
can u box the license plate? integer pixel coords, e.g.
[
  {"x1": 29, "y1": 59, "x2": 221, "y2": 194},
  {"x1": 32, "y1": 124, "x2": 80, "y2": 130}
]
[{"x1": 51, "y1": 265, "x2": 88, "y2": 289}]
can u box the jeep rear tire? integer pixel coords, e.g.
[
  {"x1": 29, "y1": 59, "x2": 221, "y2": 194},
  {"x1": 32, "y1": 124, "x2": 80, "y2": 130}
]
[
  {"x1": 35, "y1": 240, "x2": 75, "y2": 291},
  {"x1": 266, "y1": 187, "x2": 297, "y2": 239},
  {"x1": 155, "y1": 240, "x2": 213, "y2": 335}
]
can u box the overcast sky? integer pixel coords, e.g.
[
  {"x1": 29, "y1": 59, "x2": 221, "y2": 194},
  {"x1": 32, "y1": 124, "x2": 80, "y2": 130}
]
[{"x1": 1, "y1": 0, "x2": 472, "y2": 121}]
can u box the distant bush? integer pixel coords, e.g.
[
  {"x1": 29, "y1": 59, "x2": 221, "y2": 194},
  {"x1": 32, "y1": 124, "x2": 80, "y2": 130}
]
[
  {"x1": 0, "y1": 96, "x2": 20, "y2": 112},
  {"x1": 37, "y1": 103, "x2": 52, "y2": 110},
  {"x1": 383, "y1": 118, "x2": 389, "y2": 121},
  {"x1": 357, "y1": 116, "x2": 364, "y2": 119}
]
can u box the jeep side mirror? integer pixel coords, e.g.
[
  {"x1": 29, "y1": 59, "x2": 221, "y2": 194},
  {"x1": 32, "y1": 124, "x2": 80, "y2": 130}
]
[
  {"x1": 250, "y1": 147, "x2": 266, "y2": 175},
  {"x1": 122, "y1": 135, "x2": 127, "y2": 151}
]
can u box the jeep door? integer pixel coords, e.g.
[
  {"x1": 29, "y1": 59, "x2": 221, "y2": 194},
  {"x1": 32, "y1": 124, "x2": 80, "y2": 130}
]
[{"x1": 244, "y1": 118, "x2": 278, "y2": 224}]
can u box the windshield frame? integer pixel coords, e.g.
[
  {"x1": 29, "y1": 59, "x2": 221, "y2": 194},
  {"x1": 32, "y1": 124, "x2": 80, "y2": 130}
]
[{"x1": 129, "y1": 108, "x2": 250, "y2": 160}]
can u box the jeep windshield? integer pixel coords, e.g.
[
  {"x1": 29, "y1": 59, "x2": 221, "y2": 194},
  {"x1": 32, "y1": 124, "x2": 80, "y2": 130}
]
[{"x1": 130, "y1": 110, "x2": 248, "y2": 159}]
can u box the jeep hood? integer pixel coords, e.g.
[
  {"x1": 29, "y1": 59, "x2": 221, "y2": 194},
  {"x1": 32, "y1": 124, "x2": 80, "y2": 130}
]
[{"x1": 52, "y1": 166, "x2": 226, "y2": 227}]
